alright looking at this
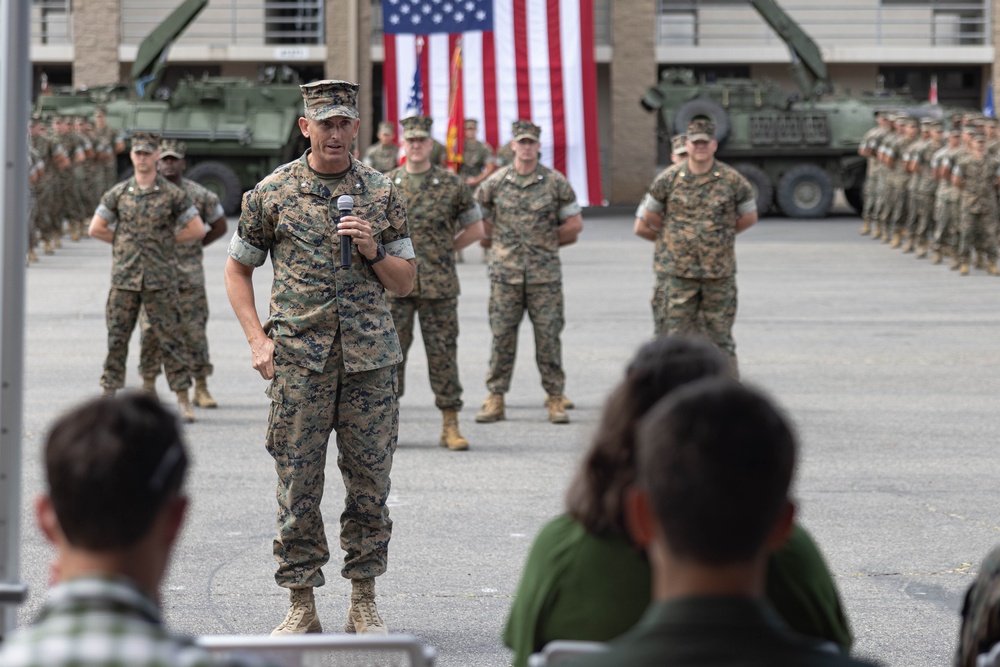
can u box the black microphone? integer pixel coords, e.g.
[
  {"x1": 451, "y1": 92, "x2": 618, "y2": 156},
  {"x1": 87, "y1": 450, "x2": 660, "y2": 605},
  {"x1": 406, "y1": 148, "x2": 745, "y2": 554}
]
[{"x1": 337, "y1": 194, "x2": 354, "y2": 268}]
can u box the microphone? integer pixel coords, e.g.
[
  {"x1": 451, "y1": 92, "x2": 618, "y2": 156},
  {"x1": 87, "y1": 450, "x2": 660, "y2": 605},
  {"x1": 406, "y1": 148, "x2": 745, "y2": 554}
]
[{"x1": 337, "y1": 194, "x2": 354, "y2": 268}]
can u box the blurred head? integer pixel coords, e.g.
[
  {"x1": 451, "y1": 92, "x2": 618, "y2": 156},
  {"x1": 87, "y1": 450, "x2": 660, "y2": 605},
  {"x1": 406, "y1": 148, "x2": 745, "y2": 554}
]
[
  {"x1": 42, "y1": 393, "x2": 189, "y2": 551},
  {"x1": 565, "y1": 337, "x2": 731, "y2": 537},
  {"x1": 635, "y1": 379, "x2": 796, "y2": 565}
]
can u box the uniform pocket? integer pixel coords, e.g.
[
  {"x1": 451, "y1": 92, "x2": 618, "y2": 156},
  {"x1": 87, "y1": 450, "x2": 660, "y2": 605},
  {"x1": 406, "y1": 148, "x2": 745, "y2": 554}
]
[{"x1": 278, "y1": 211, "x2": 326, "y2": 246}]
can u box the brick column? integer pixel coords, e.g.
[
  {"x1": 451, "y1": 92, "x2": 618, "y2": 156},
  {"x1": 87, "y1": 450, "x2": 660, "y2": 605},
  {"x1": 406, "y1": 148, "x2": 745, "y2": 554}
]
[
  {"x1": 325, "y1": 0, "x2": 373, "y2": 153},
  {"x1": 610, "y1": 0, "x2": 657, "y2": 204},
  {"x1": 73, "y1": 0, "x2": 120, "y2": 88}
]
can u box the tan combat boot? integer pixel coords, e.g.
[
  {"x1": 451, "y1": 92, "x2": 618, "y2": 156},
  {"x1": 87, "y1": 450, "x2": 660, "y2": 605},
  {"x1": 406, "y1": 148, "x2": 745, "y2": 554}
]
[
  {"x1": 902, "y1": 238, "x2": 915, "y2": 253},
  {"x1": 988, "y1": 263, "x2": 1000, "y2": 276},
  {"x1": 547, "y1": 394, "x2": 574, "y2": 411},
  {"x1": 871, "y1": 226, "x2": 882, "y2": 241},
  {"x1": 915, "y1": 242, "x2": 928, "y2": 259},
  {"x1": 101, "y1": 387, "x2": 116, "y2": 398},
  {"x1": 27, "y1": 247, "x2": 38, "y2": 263},
  {"x1": 931, "y1": 251, "x2": 943, "y2": 265},
  {"x1": 959, "y1": 263, "x2": 970, "y2": 276},
  {"x1": 69, "y1": 220, "x2": 81, "y2": 242},
  {"x1": 475, "y1": 393, "x2": 505, "y2": 423},
  {"x1": 43, "y1": 239, "x2": 53, "y2": 255},
  {"x1": 440, "y1": 410, "x2": 469, "y2": 451},
  {"x1": 859, "y1": 219, "x2": 871, "y2": 235},
  {"x1": 272, "y1": 587, "x2": 322, "y2": 635},
  {"x1": 193, "y1": 376, "x2": 218, "y2": 408},
  {"x1": 950, "y1": 258, "x2": 961, "y2": 271},
  {"x1": 545, "y1": 395, "x2": 570, "y2": 424},
  {"x1": 176, "y1": 389, "x2": 195, "y2": 423},
  {"x1": 345, "y1": 578, "x2": 387, "y2": 634},
  {"x1": 142, "y1": 375, "x2": 158, "y2": 396},
  {"x1": 890, "y1": 231, "x2": 902, "y2": 248}
]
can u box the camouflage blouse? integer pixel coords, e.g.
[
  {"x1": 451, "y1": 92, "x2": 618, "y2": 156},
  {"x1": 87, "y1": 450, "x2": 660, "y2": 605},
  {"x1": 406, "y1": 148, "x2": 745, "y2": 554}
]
[{"x1": 174, "y1": 178, "x2": 226, "y2": 289}]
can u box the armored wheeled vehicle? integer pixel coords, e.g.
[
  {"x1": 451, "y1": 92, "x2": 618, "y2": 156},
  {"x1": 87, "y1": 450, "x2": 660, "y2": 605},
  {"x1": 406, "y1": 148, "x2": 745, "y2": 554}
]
[
  {"x1": 640, "y1": 0, "x2": 944, "y2": 218},
  {"x1": 34, "y1": 0, "x2": 306, "y2": 215}
]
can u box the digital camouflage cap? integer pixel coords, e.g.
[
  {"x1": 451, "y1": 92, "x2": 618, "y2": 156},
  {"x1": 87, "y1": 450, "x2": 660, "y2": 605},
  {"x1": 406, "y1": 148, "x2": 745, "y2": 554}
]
[
  {"x1": 130, "y1": 132, "x2": 160, "y2": 153},
  {"x1": 687, "y1": 118, "x2": 715, "y2": 142},
  {"x1": 464, "y1": 118, "x2": 478, "y2": 129},
  {"x1": 671, "y1": 134, "x2": 688, "y2": 155},
  {"x1": 377, "y1": 121, "x2": 395, "y2": 135},
  {"x1": 401, "y1": 115, "x2": 432, "y2": 140},
  {"x1": 300, "y1": 79, "x2": 359, "y2": 121},
  {"x1": 512, "y1": 120, "x2": 541, "y2": 142},
  {"x1": 159, "y1": 138, "x2": 186, "y2": 159}
]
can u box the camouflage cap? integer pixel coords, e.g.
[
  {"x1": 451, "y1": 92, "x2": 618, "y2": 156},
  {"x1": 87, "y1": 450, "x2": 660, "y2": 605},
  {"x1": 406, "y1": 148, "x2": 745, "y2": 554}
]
[
  {"x1": 920, "y1": 118, "x2": 943, "y2": 130},
  {"x1": 300, "y1": 79, "x2": 359, "y2": 121},
  {"x1": 130, "y1": 132, "x2": 160, "y2": 153},
  {"x1": 377, "y1": 121, "x2": 395, "y2": 135},
  {"x1": 687, "y1": 118, "x2": 715, "y2": 141},
  {"x1": 983, "y1": 116, "x2": 999, "y2": 127},
  {"x1": 898, "y1": 116, "x2": 918, "y2": 128},
  {"x1": 671, "y1": 134, "x2": 688, "y2": 155},
  {"x1": 159, "y1": 138, "x2": 186, "y2": 159},
  {"x1": 512, "y1": 120, "x2": 541, "y2": 142},
  {"x1": 464, "y1": 118, "x2": 478, "y2": 129},
  {"x1": 400, "y1": 115, "x2": 432, "y2": 140},
  {"x1": 93, "y1": 104, "x2": 107, "y2": 115}
]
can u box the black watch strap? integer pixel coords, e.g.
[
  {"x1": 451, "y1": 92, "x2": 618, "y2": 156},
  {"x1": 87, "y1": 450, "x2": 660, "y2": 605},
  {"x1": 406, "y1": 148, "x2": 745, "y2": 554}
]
[{"x1": 370, "y1": 242, "x2": 387, "y2": 265}]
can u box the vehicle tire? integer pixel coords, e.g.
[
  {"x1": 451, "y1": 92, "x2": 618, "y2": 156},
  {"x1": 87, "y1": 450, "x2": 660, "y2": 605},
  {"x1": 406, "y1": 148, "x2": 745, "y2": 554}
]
[
  {"x1": 776, "y1": 164, "x2": 834, "y2": 219},
  {"x1": 672, "y1": 99, "x2": 730, "y2": 144},
  {"x1": 844, "y1": 186, "x2": 864, "y2": 215},
  {"x1": 732, "y1": 163, "x2": 773, "y2": 217},
  {"x1": 186, "y1": 161, "x2": 242, "y2": 216}
]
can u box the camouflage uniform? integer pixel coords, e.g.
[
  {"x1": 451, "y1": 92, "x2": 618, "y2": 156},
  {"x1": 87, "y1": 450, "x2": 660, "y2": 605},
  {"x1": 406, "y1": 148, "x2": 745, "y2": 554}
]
[
  {"x1": 933, "y1": 139, "x2": 963, "y2": 257},
  {"x1": 459, "y1": 137, "x2": 494, "y2": 182},
  {"x1": 954, "y1": 545, "x2": 1000, "y2": 667},
  {"x1": 385, "y1": 163, "x2": 481, "y2": 410},
  {"x1": 139, "y1": 178, "x2": 225, "y2": 381},
  {"x1": 430, "y1": 139, "x2": 448, "y2": 167},
  {"x1": 859, "y1": 122, "x2": 890, "y2": 226},
  {"x1": 95, "y1": 174, "x2": 198, "y2": 392},
  {"x1": 638, "y1": 156, "x2": 756, "y2": 368},
  {"x1": 476, "y1": 162, "x2": 580, "y2": 397},
  {"x1": 952, "y1": 150, "x2": 999, "y2": 266},
  {"x1": 876, "y1": 127, "x2": 906, "y2": 241},
  {"x1": 495, "y1": 144, "x2": 514, "y2": 168},
  {"x1": 27, "y1": 145, "x2": 43, "y2": 254},
  {"x1": 94, "y1": 122, "x2": 124, "y2": 191},
  {"x1": 229, "y1": 149, "x2": 414, "y2": 588},
  {"x1": 910, "y1": 125, "x2": 943, "y2": 251},
  {"x1": 362, "y1": 142, "x2": 399, "y2": 174}
]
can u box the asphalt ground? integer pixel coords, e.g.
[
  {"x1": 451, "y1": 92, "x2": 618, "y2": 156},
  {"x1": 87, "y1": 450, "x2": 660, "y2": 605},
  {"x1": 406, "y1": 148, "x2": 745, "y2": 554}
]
[{"x1": 11, "y1": 207, "x2": 1000, "y2": 667}]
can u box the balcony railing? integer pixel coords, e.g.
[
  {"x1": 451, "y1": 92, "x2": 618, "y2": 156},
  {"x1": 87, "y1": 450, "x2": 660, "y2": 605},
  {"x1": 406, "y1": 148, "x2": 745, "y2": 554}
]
[
  {"x1": 657, "y1": 0, "x2": 990, "y2": 47},
  {"x1": 32, "y1": 0, "x2": 71, "y2": 45},
  {"x1": 121, "y1": 0, "x2": 324, "y2": 47}
]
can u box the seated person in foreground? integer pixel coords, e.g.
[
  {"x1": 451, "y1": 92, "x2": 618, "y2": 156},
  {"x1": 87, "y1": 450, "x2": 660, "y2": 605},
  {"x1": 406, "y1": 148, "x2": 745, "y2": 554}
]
[
  {"x1": 504, "y1": 337, "x2": 852, "y2": 667},
  {"x1": 955, "y1": 544, "x2": 1000, "y2": 667},
  {"x1": 569, "y1": 380, "x2": 877, "y2": 667},
  {"x1": 0, "y1": 393, "x2": 258, "y2": 667}
]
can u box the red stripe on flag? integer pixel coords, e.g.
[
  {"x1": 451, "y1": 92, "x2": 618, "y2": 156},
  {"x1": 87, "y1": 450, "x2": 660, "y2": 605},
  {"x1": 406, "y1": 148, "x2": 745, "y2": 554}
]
[
  {"x1": 482, "y1": 30, "x2": 499, "y2": 151},
  {"x1": 383, "y1": 34, "x2": 398, "y2": 129},
  {"x1": 420, "y1": 36, "x2": 431, "y2": 116},
  {"x1": 579, "y1": 0, "x2": 603, "y2": 204},
  {"x1": 512, "y1": 0, "x2": 531, "y2": 120},
  {"x1": 546, "y1": 0, "x2": 566, "y2": 175}
]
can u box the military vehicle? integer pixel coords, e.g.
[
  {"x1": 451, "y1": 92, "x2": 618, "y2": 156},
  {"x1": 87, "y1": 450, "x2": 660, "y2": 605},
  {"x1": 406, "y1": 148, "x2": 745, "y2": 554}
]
[
  {"x1": 34, "y1": 0, "x2": 307, "y2": 215},
  {"x1": 639, "y1": 0, "x2": 945, "y2": 218}
]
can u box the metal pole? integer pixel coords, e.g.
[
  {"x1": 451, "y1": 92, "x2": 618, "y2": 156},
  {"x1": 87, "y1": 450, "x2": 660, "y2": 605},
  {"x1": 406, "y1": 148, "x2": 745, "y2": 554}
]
[{"x1": 0, "y1": 0, "x2": 31, "y2": 639}]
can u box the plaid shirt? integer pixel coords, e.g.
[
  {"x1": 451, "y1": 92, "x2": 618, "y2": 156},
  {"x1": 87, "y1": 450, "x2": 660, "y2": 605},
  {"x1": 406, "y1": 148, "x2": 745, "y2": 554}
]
[{"x1": 0, "y1": 576, "x2": 251, "y2": 667}]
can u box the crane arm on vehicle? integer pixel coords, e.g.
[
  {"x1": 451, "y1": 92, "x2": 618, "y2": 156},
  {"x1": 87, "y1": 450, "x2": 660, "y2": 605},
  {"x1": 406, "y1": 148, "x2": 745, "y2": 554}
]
[{"x1": 749, "y1": 0, "x2": 830, "y2": 100}]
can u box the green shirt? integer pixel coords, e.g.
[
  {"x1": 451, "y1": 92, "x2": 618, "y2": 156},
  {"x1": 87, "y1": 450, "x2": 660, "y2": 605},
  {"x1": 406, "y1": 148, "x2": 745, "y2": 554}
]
[{"x1": 503, "y1": 515, "x2": 853, "y2": 667}]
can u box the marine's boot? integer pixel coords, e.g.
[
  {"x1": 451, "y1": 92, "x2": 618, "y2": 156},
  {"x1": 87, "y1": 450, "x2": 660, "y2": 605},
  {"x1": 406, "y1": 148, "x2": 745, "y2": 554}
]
[
  {"x1": 950, "y1": 258, "x2": 962, "y2": 271},
  {"x1": 272, "y1": 587, "x2": 322, "y2": 636},
  {"x1": 890, "y1": 231, "x2": 902, "y2": 248},
  {"x1": 345, "y1": 578, "x2": 388, "y2": 634},
  {"x1": 27, "y1": 247, "x2": 38, "y2": 263},
  {"x1": 439, "y1": 410, "x2": 469, "y2": 451},
  {"x1": 101, "y1": 386, "x2": 116, "y2": 398},
  {"x1": 42, "y1": 239, "x2": 53, "y2": 255},
  {"x1": 545, "y1": 395, "x2": 570, "y2": 424},
  {"x1": 475, "y1": 393, "x2": 505, "y2": 423},
  {"x1": 142, "y1": 375, "x2": 158, "y2": 397},
  {"x1": 915, "y1": 242, "x2": 928, "y2": 259},
  {"x1": 193, "y1": 376, "x2": 218, "y2": 408},
  {"x1": 69, "y1": 220, "x2": 81, "y2": 242},
  {"x1": 176, "y1": 389, "x2": 195, "y2": 423},
  {"x1": 931, "y1": 251, "x2": 943, "y2": 265},
  {"x1": 871, "y1": 225, "x2": 882, "y2": 241},
  {"x1": 988, "y1": 262, "x2": 1000, "y2": 276},
  {"x1": 902, "y1": 237, "x2": 915, "y2": 253},
  {"x1": 545, "y1": 394, "x2": 574, "y2": 411},
  {"x1": 859, "y1": 218, "x2": 871, "y2": 235},
  {"x1": 959, "y1": 263, "x2": 970, "y2": 276}
]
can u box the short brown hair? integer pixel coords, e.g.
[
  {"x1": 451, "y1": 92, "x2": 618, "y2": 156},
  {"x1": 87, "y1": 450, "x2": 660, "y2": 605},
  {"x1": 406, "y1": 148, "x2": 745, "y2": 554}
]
[{"x1": 44, "y1": 393, "x2": 188, "y2": 550}]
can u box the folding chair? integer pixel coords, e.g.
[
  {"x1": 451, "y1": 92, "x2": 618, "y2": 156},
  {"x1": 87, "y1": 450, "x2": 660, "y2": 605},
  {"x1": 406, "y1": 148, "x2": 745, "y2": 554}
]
[
  {"x1": 198, "y1": 633, "x2": 437, "y2": 667},
  {"x1": 527, "y1": 640, "x2": 608, "y2": 666}
]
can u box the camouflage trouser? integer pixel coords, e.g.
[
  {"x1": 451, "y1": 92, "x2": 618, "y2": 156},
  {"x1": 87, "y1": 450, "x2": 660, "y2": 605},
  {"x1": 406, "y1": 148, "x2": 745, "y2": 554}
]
[
  {"x1": 878, "y1": 176, "x2": 906, "y2": 235},
  {"x1": 904, "y1": 184, "x2": 920, "y2": 235},
  {"x1": 388, "y1": 296, "x2": 463, "y2": 411},
  {"x1": 101, "y1": 286, "x2": 191, "y2": 391},
  {"x1": 486, "y1": 280, "x2": 565, "y2": 396},
  {"x1": 266, "y1": 345, "x2": 398, "y2": 587},
  {"x1": 862, "y1": 168, "x2": 881, "y2": 221},
  {"x1": 933, "y1": 192, "x2": 960, "y2": 253},
  {"x1": 912, "y1": 191, "x2": 936, "y2": 244},
  {"x1": 138, "y1": 284, "x2": 213, "y2": 380},
  {"x1": 34, "y1": 179, "x2": 59, "y2": 238},
  {"x1": 957, "y1": 206, "x2": 999, "y2": 264},
  {"x1": 654, "y1": 273, "x2": 738, "y2": 371}
]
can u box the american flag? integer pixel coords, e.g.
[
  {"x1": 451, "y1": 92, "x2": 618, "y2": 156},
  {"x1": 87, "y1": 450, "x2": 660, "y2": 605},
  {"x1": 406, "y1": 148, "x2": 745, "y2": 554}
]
[{"x1": 382, "y1": 0, "x2": 603, "y2": 206}]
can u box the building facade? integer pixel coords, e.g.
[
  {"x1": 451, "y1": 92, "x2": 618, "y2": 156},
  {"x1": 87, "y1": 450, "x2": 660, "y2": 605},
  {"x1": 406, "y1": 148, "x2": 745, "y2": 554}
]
[{"x1": 31, "y1": 0, "x2": 998, "y2": 204}]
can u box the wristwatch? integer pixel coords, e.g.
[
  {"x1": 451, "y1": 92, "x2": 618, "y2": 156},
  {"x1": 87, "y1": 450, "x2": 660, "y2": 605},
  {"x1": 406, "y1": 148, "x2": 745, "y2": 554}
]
[{"x1": 369, "y1": 242, "x2": 387, "y2": 265}]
